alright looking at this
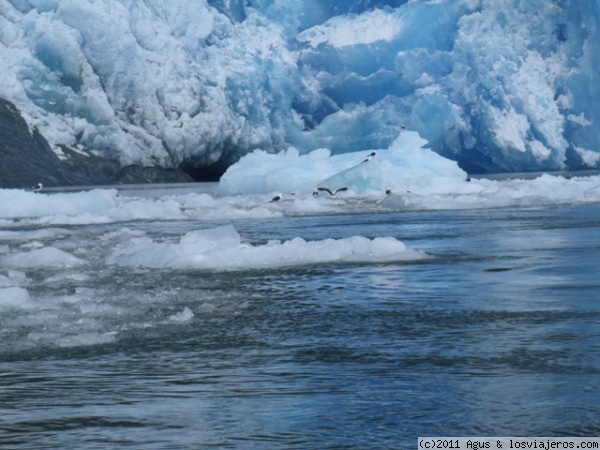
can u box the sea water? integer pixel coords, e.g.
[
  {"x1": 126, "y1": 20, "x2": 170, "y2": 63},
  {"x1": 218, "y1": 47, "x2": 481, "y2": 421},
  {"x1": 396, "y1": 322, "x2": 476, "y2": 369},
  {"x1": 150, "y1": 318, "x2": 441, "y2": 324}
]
[{"x1": 1, "y1": 185, "x2": 599, "y2": 449}]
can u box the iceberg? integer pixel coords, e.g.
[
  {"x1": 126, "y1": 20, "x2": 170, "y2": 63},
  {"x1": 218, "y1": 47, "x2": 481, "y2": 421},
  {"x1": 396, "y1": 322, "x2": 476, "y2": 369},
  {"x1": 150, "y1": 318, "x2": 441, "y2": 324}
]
[
  {"x1": 218, "y1": 130, "x2": 467, "y2": 196},
  {"x1": 0, "y1": 0, "x2": 598, "y2": 180}
]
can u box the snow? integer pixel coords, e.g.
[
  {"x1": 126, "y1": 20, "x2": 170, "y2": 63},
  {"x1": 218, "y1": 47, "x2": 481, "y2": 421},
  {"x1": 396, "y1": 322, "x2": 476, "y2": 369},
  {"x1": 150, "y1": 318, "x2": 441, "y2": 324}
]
[{"x1": 0, "y1": 0, "x2": 599, "y2": 173}]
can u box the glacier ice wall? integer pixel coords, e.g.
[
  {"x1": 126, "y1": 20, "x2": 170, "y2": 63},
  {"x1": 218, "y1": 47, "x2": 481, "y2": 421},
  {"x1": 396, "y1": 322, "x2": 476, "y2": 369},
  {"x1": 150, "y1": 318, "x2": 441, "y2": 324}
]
[{"x1": 1, "y1": 0, "x2": 599, "y2": 177}]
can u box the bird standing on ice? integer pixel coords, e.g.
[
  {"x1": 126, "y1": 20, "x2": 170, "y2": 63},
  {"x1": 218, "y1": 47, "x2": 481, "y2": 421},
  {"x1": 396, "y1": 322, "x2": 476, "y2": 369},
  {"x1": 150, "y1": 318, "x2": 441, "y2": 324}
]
[{"x1": 32, "y1": 182, "x2": 43, "y2": 193}]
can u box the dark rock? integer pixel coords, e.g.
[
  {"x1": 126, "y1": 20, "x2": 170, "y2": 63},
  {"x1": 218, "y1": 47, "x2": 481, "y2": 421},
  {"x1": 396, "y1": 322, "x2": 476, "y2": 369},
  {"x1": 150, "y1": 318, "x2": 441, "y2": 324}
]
[
  {"x1": 0, "y1": 98, "x2": 70, "y2": 189},
  {"x1": 55, "y1": 145, "x2": 122, "y2": 186},
  {"x1": 115, "y1": 164, "x2": 194, "y2": 184},
  {"x1": 179, "y1": 157, "x2": 231, "y2": 182},
  {"x1": 0, "y1": 98, "x2": 194, "y2": 188}
]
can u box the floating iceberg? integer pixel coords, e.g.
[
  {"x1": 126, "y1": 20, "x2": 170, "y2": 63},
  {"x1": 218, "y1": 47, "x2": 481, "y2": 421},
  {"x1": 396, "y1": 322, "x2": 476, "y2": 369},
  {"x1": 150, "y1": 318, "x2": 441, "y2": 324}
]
[
  {"x1": 218, "y1": 130, "x2": 467, "y2": 196},
  {"x1": 0, "y1": 188, "x2": 118, "y2": 219},
  {"x1": 106, "y1": 225, "x2": 429, "y2": 271},
  {"x1": 217, "y1": 128, "x2": 600, "y2": 212},
  {"x1": 0, "y1": 247, "x2": 85, "y2": 269},
  {"x1": 0, "y1": 188, "x2": 186, "y2": 224},
  {"x1": 0, "y1": 286, "x2": 32, "y2": 309}
]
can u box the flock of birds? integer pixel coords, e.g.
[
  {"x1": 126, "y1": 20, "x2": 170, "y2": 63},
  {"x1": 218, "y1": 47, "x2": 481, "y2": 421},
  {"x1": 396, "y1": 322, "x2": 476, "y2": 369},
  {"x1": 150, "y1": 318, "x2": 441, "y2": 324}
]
[
  {"x1": 270, "y1": 184, "x2": 394, "y2": 203},
  {"x1": 31, "y1": 149, "x2": 393, "y2": 201},
  {"x1": 270, "y1": 186, "x2": 385, "y2": 203},
  {"x1": 30, "y1": 127, "x2": 412, "y2": 200},
  {"x1": 269, "y1": 149, "x2": 394, "y2": 202},
  {"x1": 30, "y1": 145, "x2": 401, "y2": 202},
  {"x1": 269, "y1": 186, "x2": 352, "y2": 202},
  {"x1": 33, "y1": 127, "x2": 479, "y2": 202},
  {"x1": 30, "y1": 148, "x2": 384, "y2": 201},
  {"x1": 29, "y1": 120, "x2": 575, "y2": 205},
  {"x1": 268, "y1": 122, "x2": 485, "y2": 203}
]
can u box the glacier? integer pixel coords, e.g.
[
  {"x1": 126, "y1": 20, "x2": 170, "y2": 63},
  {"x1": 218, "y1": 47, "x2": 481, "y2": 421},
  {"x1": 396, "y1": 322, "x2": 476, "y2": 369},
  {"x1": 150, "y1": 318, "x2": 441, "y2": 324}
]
[{"x1": 1, "y1": 0, "x2": 600, "y2": 178}]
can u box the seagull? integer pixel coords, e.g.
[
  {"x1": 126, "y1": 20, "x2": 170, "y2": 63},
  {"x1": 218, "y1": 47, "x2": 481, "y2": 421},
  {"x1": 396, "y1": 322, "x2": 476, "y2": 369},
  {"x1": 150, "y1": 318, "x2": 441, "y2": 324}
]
[
  {"x1": 269, "y1": 194, "x2": 283, "y2": 202},
  {"x1": 316, "y1": 186, "x2": 348, "y2": 197},
  {"x1": 32, "y1": 182, "x2": 43, "y2": 193},
  {"x1": 362, "y1": 151, "x2": 377, "y2": 163}
]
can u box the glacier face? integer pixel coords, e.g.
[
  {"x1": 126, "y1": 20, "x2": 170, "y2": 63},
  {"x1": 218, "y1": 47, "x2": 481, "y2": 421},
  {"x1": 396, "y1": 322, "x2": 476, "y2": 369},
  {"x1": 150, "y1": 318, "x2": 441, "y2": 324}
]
[{"x1": 0, "y1": 0, "x2": 599, "y2": 178}]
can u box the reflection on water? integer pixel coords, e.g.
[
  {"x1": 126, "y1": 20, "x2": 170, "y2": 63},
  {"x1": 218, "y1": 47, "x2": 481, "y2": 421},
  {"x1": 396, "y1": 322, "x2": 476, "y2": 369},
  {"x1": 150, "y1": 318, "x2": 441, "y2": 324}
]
[{"x1": 1, "y1": 202, "x2": 600, "y2": 448}]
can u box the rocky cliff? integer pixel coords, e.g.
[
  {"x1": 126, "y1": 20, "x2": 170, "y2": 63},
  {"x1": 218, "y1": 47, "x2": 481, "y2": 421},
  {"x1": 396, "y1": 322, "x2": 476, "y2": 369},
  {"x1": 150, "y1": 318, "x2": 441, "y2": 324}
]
[{"x1": 0, "y1": 98, "x2": 192, "y2": 189}]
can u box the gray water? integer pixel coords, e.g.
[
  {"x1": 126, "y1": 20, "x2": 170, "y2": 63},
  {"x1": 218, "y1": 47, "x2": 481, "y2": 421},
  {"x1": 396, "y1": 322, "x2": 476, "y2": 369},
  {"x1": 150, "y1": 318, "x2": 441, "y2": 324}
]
[{"x1": 1, "y1": 202, "x2": 600, "y2": 449}]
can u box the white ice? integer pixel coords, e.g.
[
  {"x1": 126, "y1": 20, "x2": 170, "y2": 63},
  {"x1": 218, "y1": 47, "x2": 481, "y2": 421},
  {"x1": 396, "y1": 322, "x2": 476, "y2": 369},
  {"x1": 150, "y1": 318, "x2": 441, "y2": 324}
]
[
  {"x1": 1, "y1": 130, "x2": 600, "y2": 352},
  {"x1": 0, "y1": 1, "x2": 598, "y2": 172},
  {"x1": 296, "y1": 8, "x2": 403, "y2": 48},
  {"x1": 106, "y1": 225, "x2": 428, "y2": 271},
  {"x1": 0, "y1": 286, "x2": 32, "y2": 308},
  {"x1": 218, "y1": 131, "x2": 465, "y2": 196},
  {"x1": 0, "y1": 247, "x2": 85, "y2": 269},
  {"x1": 0, "y1": 131, "x2": 598, "y2": 229},
  {"x1": 0, "y1": 126, "x2": 596, "y2": 277}
]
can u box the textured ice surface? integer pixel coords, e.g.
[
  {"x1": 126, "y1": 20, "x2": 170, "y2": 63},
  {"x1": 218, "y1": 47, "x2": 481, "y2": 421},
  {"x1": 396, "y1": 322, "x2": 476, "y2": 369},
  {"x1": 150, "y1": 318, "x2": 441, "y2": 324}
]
[
  {"x1": 0, "y1": 0, "x2": 599, "y2": 173},
  {"x1": 106, "y1": 225, "x2": 429, "y2": 271},
  {"x1": 218, "y1": 130, "x2": 466, "y2": 196}
]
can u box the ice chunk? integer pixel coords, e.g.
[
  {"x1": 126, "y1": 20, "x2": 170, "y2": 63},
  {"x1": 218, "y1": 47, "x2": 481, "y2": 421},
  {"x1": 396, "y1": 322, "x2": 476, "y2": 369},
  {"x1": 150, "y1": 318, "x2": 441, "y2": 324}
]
[
  {"x1": 0, "y1": 286, "x2": 31, "y2": 308},
  {"x1": 0, "y1": 189, "x2": 118, "y2": 219},
  {"x1": 0, "y1": 270, "x2": 27, "y2": 288},
  {"x1": 0, "y1": 247, "x2": 85, "y2": 269},
  {"x1": 107, "y1": 225, "x2": 428, "y2": 271},
  {"x1": 379, "y1": 173, "x2": 600, "y2": 211},
  {"x1": 218, "y1": 130, "x2": 466, "y2": 196},
  {"x1": 169, "y1": 307, "x2": 194, "y2": 322}
]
